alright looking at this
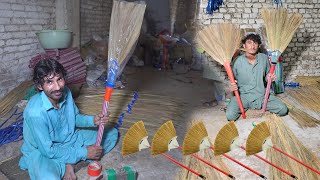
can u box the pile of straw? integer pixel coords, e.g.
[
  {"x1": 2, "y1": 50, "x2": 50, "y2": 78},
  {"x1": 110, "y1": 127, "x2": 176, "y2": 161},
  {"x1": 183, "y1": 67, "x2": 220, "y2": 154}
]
[
  {"x1": 266, "y1": 114, "x2": 320, "y2": 180},
  {"x1": 296, "y1": 76, "x2": 320, "y2": 86},
  {"x1": 176, "y1": 149, "x2": 231, "y2": 180},
  {"x1": 286, "y1": 86, "x2": 320, "y2": 112},
  {"x1": 279, "y1": 97, "x2": 320, "y2": 128},
  {"x1": 75, "y1": 87, "x2": 186, "y2": 130},
  {"x1": 0, "y1": 80, "x2": 33, "y2": 116}
]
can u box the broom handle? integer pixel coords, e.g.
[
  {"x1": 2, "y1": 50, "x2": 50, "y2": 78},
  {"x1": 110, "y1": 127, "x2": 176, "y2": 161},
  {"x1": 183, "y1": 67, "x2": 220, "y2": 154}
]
[
  {"x1": 240, "y1": 146, "x2": 297, "y2": 179},
  {"x1": 272, "y1": 146, "x2": 320, "y2": 175},
  {"x1": 262, "y1": 64, "x2": 276, "y2": 112},
  {"x1": 95, "y1": 87, "x2": 113, "y2": 146},
  {"x1": 210, "y1": 147, "x2": 266, "y2": 179},
  {"x1": 161, "y1": 153, "x2": 206, "y2": 179},
  {"x1": 223, "y1": 62, "x2": 246, "y2": 119},
  {"x1": 177, "y1": 147, "x2": 235, "y2": 179}
]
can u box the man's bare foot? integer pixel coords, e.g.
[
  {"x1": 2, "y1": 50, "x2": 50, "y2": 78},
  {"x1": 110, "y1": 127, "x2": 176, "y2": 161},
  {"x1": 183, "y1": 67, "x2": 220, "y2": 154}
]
[{"x1": 63, "y1": 164, "x2": 77, "y2": 180}]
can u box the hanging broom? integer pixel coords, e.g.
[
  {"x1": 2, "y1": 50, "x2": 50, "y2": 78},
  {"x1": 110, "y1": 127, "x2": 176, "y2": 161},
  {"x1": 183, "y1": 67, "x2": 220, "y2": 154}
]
[
  {"x1": 197, "y1": 23, "x2": 246, "y2": 119},
  {"x1": 96, "y1": 0, "x2": 146, "y2": 146},
  {"x1": 213, "y1": 122, "x2": 267, "y2": 179},
  {"x1": 261, "y1": 7, "x2": 303, "y2": 112},
  {"x1": 122, "y1": 121, "x2": 205, "y2": 179},
  {"x1": 246, "y1": 120, "x2": 320, "y2": 175},
  {"x1": 181, "y1": 121, "x2": 235, "y2": 179}
]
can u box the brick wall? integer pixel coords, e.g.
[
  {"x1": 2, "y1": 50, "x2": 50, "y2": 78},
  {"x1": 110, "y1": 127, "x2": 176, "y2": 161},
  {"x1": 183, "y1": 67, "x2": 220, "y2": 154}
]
[
  {"x1": 178, "y1": 0, "x2": 320, "y2": 82},
  {"x1": 0, "y1": 0, "x2": 55, "y2": 99},
  {"x1": 80, "y1": 0, "x2": 112, "y2": 44}
]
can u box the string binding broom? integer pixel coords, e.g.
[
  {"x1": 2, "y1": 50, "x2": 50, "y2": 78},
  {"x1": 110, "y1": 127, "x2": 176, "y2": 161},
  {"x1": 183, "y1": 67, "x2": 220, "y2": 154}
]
[
  {"x1": 246, "y1": 121, "x2": 320, "y2": 175},
  {"x1": 261, "y1": 7, "x2": 303, "y2": 112},
  {"x1": 96, "y1": 0, "x2": 146, "y2": 146},
  {"x1": 122, "y1": 121, "x2": 206, "y2": 179},
  {"x1": 197, "y1": 23, "x2": 246, "y2": 119},
  {"x1": 182, "y1": 121, "x2": 236, "y2": 179}
]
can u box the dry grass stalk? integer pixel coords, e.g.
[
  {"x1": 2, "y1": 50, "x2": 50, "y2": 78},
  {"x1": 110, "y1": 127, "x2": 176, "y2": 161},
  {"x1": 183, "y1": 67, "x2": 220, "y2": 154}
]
[
  {"x1": 261, "y1": 8, "x2": 303, "y2": 52},
  {"x1": 0, "y1": 80, "x2": 33, "y2": 116},
  {"x1": 279, "y1": 97, "x2": 320, "y2": 128},
  {"x1": 176, "y1": 149, "x2": 231, "y2": 180},
  {"x1": 266, "y1": 114, "x2": 320, "y2": 180},
  {"x1": 296, "y1": 76, "x2": 320, "y2": 86},
  {"x1": 197, "y1": 23, "x2": 241, "y2": 65},
  {"x1": 286, "y1": 86, "x2": 320, "y2": 112}
]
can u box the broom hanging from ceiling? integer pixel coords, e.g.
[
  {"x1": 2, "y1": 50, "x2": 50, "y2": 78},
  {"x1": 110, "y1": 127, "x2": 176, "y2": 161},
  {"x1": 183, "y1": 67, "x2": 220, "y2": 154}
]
[
  {"x1": 197, "y1": 23, "x2": 246, "y2": 119},
  {"x1": 96, "y1": 0, "x2": 146, "y2": 146},
  {"x1": 261, "y1": 7, "x2": 303, "y2": 112}
]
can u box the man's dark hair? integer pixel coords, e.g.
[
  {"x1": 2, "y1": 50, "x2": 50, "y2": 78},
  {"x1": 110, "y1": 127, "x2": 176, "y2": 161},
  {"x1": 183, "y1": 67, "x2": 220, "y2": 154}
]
[
  {"x1": 242, "y1": 33, "x2": 262, "y2": 45},
  {"x1": 33, "y1": 58, "x2": 67, "y2": 87}
]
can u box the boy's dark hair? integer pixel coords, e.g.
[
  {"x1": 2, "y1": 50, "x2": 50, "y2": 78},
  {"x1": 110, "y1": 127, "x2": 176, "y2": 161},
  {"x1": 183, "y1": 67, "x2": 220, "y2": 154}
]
[
  {"x1": 242, "y1": 33, "x2": 262, "y2": 45},
  {"x1": 33, "y1": 58, "x2": 67, "y2": 87}
]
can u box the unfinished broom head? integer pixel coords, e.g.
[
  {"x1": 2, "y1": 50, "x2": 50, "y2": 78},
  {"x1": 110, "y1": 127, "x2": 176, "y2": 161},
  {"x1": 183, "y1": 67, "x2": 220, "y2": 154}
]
[
  {"x1": 261, "y1": 7, "x2": 303, "y2": 62},
  {"x1": 246, "y1": 121, "x2": 273, "y2": 156},
  {"x1": 182, "y1": 121, "x2": 211, "y2": 155},
  {"x1": 151, "y1": 121, "x2": 179, "y2": 156},
  {"x1": 197, "y1": 23, "x2": 241, "y2": 65},
  {"x1": 122, "y1": 121, "x2": 150, "y2": 156},
  {"x1": 213, "y1": 122, "x2": 240, "y2": 156}
]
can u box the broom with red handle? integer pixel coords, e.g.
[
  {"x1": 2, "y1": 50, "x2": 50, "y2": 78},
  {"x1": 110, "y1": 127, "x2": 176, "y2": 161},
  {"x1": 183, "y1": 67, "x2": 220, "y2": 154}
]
[{"x1": 197, "y1": 23, "x2": 246, "y2": 119}]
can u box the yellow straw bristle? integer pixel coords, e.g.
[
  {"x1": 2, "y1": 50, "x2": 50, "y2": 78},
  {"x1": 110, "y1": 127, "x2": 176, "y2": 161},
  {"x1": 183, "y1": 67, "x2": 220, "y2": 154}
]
[
  {"x1": 246, "y1": 121, "x2": 271, "y2": 156},
  {"x1": 122, "y1": 121, "x2": 149, "y2": 156},
  {"x1": 197, "y1": 23, "x2": 241, "y2": 65},
  {"x1": 151, "y1": 121, "x2": 178, "y2": 155},
  {"x1": 213, "y1": 122, "x2": 239, "y2": 156},
  {"x1": 182, "y1": 121, "x2": 210, "y2": 155},
  {"x1": 261, "y1": 8, "x2": 303, "y2": 53}
]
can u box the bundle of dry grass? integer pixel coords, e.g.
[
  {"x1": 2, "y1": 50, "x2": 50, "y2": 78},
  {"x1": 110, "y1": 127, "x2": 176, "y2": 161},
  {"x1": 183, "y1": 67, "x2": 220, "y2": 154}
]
[
  {"x1": 296, "y1": 76, "x2": 320, "y2": 86},
  {"x1": 266, "y1": 114, "x2": 320, "y2": 180},
  {"x1": 279, "y1": 97, "x2": 320, "y2": 128},
  {"x1": 0, "y1": 80, "x2": 33, "y2": 116},
  {"x1": 286, "y1": 86, "x2": 320, "y2": 112}
]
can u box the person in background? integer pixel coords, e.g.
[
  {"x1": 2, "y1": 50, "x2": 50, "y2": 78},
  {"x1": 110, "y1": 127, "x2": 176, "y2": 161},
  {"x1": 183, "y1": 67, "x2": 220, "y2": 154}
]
[
  {"x1": 19, "y1": 58, "x2": 118, "y2": 180},
  {"x1": 226, "y1": 33, "x2": 288, "y2": 121}
]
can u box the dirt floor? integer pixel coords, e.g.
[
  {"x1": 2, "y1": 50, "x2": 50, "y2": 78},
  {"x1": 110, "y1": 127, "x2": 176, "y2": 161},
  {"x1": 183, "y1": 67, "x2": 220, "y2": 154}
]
[{"x1": 0, "y1": 66, "x2": 319, "y2": 180}]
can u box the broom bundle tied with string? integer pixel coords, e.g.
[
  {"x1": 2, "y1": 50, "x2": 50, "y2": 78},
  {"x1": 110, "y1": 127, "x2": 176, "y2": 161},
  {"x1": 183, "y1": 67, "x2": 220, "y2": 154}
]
[
  {"x1": 261, "y1": 7, "x2": 303, "y2": 112},
  {"x1": 96, "y1": 0, "x2": 146, "y2": 146},
  {"x1": 197, "y1": 23, "x2": 246, "y2": 119}
]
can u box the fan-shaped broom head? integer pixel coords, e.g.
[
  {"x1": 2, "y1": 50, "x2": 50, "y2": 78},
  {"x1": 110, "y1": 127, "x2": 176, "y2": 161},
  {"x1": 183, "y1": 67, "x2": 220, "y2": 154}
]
[
  {"x1": 197, "y1": 23, "x2": 241, "y2": 65},
  {"x1": 261, "y1": 7, "x2": 303, "y2": 62},
  {"x1": 246, "y1": 121, "x2": 273, "y2": 156},
  {"x1": 182, "y1": 121, "x2": 211, "y2": 155},
  {"x1": 151, "y1": 121, "x2": 179, "y2": 156},
  {"x1": 122, "y1": 121, "x2": 150, "y2": 156},
  {"x1": 213, "y1": 122, "x2": 239, "y2": 156}
]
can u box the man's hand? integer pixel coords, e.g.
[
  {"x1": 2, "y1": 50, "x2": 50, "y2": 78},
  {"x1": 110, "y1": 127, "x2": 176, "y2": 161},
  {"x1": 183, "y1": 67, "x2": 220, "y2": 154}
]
[
  {"x1": 230, "y1": 80, "x2": 238, "y2": 92},
  {"x1": 94, "y1": 112, "x2": 109, "y2": 126},
  {"x1": 268, "y1": 73, "x2": 276, "y2": 82},
  {"x1": 86, "y1": 145, "x2": 103, "y2": 160}
]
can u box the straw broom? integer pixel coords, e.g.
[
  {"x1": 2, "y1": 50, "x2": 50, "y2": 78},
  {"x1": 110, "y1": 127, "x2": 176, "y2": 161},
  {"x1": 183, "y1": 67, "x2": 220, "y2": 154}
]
[
  {"x1": 96, "y1": 0, "x2": 146, "y2": 146},
  {"x1": 245, "y1": 118, "x2": 320, "y2": 175},
  {"x1": 197, "y1": 23, "x2": 246, "y2": 119},
  {"x1": 266, "y1": 115, "x2": 320, "y2": 179},
  {"x1": 261, "y1": 8, "x2": 303, "y2": 112}
]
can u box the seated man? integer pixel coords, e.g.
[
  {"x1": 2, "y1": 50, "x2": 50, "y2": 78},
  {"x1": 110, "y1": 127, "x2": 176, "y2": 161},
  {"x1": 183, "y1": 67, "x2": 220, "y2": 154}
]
[
  {"x1": 226, "y1": 34, "x2": 288, "y2": 121},
  {"x1": 19, "y1": 58, "x2": 118, "y2": 180}
]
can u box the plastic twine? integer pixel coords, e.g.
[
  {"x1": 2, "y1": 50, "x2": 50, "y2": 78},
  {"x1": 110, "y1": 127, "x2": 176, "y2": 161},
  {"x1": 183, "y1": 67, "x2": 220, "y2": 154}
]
[{"x1": 115, "y1": 92, "x2": 139, "y2": 129}]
